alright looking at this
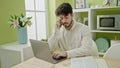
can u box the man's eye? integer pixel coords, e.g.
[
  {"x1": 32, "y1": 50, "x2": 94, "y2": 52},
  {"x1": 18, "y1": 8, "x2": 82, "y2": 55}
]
[{"x1": 60, "y1": 18, "x2": 63, "y2": 20}]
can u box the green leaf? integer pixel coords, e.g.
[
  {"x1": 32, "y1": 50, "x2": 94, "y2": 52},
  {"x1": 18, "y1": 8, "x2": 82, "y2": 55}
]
[
  {"x1": 27, "y1": 17, "x2": 32, "y2": 19},
  {"x1": 23, "y1": 21, "x2": 29, "y2": 27},
  {"x1": 18, "y1": 18, "x2": 23, "y2": 27},
  {"x1": 21, "y1": 13, "x2": 24, "y2": 18},
  {"x1": 10, "y1": 15, "x2": 14, "y2": 19},
  {"x1": 14, "y1": 15, "x2": 18, "y2": 19},
  {"x1": 27, "y1": 17, "x2": 32, "y2": 21},
  {"x1": 10, "y1": 24, "x2": 13, "y2": 27},
  {"x1": 9, "y1": 19, "x2": 14, "y2": 22}
]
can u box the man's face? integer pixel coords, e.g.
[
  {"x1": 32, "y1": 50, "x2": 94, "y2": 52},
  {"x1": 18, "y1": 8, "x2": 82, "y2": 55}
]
[{"x1": 59, "y1": 13, "x2": 73, "y2": 29}]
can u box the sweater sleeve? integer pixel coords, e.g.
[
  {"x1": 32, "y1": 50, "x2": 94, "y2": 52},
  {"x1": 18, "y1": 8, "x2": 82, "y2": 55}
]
[
  {"x1": 48, "y1": 29, "x2": 60, "y2": 52},
  {"x1": 66, "y1": 26, "x2": 98, "y2": 58}
]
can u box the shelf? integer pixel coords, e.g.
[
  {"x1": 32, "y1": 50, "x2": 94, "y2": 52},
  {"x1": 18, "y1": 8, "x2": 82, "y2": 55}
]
[
  {"x1": 91, "y1": 6, "x2": 120, "y2": 10},
  {"x1": 74, "y1": 6, "x2": 120, "y2": 40},
  {"x1": 73, "y1": 6, "x2": 120, "y2": 13},
  {"x1": 99, "y1": 52, "x2": 105, "y2": 57},
  {"x1": 91, "y1": 30, "x2": 120, "y2": 33},
  {"x1": 73, "y1": 8, "x2": 89, "y2": 12}
]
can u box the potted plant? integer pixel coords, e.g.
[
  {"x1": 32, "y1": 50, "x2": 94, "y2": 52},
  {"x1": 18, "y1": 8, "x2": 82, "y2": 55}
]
[{"x1": 8, "y1": 13, "x2": 32, "y2": 44}]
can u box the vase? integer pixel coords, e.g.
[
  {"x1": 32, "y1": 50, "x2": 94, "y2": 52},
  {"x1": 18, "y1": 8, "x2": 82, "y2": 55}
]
[{"x1": 17, "y1": 27, "x2": 28, "y2": 44}]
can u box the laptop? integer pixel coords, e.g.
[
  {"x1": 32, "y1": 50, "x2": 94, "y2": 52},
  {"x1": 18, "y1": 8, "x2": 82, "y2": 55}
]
[{"x1": 30, "y1": 39, "x2": 66, "y2": 64}]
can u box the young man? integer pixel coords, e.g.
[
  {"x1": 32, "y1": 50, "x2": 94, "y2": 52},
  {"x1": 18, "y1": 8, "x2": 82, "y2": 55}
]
[{"x1": 48, "y1": 3, "x2": 98, "y2": 59}]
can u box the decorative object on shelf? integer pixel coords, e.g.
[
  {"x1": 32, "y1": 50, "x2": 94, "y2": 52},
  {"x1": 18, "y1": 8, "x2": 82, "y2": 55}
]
[
  {"x1": 75, "y1": 0, "x2": 86, "y2": 9},
  {"x1": 104, "y1": 0, "x2": 114, "y2": 6},
  {"x1": 95, "y1": 37, "x2": 110, "y2": 53},
  {"x1": 117, "y1": 0, "x2": 120, "y2": 6},
  {"x1": 8, "y1": 13, "x2": 32, "y2": 44},
  {"x1": 83, "y1": 17, "x2": 88, "y2": 25},
  {"x1": 104, "y1": 0, "x2": 110, "y2": 6}
]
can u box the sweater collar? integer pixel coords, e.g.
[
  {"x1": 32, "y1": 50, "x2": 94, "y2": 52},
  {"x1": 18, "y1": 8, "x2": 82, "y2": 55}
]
[{"x1": 70, "y1": 20, "x2": 76, "y2": 31}]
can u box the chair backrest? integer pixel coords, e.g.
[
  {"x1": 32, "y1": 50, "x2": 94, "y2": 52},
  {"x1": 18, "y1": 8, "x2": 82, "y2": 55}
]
[
  {"x1": 103, "y1": 45, "x2": 120, "y2": 59},
  {"x1": 91, "y1": 40, "x2": 99, "y2": 56}
]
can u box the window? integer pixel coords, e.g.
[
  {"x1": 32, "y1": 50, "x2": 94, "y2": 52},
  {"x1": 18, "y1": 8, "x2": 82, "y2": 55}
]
[{"x1": 25, "y1": 0, "x2": 47, "y2": 40}]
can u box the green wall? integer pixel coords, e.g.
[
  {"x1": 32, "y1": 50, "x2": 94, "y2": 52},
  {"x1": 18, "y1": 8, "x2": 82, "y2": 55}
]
[
  {"x1": 47, "y1": 0, "x2": 56, "y2": 37},
  {"x1": 96, "y1": 33, "x2": 120, "y2": 40},
  {"x1": 56, "y1": 0, "x2": 74, "y2": 8},
  {"x1": 0, "y1": 0, "x2": 25, "y2": 45}
]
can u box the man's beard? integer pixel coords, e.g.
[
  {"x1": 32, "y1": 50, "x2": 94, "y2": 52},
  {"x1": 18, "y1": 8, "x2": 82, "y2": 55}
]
[{"x1": 63, "y1": 20, "x2": 73, "y2": 30}]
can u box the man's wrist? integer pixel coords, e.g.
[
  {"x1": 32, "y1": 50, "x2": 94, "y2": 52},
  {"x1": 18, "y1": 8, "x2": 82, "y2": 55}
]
[
  {"x1": 66, "y1": 51, "x2": 70, "y2": 58},
  {"x1": 63, "y1": 51, "x2": 67, "y2": 58}
]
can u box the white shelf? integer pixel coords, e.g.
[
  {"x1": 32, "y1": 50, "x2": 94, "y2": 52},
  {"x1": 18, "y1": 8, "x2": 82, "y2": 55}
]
[
  {"x1": 74, "y1": 6, "x2": 120, "y2": 40},
  {"x1": 91, "y1": 6, "x2": 120, "y2": 10},
  {"x1": 73, "y1": 6, "x2": 120, "y2": 13},
  {"x1": 91, "y1": 30, "x2": 120, "y2": 33},
  {"x1": 99, "y1": 52, "x2": 105, "y2": 55},
  {"x1": 73, "y1": 8, "x2": 89, "y2": 12}
]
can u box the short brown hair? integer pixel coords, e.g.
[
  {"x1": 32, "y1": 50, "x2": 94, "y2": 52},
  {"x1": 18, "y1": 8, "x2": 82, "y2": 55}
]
[{"x1": 55, "y1": 3, "x2": 73, "y2": 16}]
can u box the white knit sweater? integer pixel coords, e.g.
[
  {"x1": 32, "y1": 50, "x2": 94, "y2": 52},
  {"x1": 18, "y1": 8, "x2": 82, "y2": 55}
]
[{"x1": 48, "y1": 20, "x2": 98, "y2": 58}]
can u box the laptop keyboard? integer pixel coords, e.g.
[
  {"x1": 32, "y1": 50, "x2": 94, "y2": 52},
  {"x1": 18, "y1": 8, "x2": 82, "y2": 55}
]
[
  {"x1": 53, "y1": 56, "x2": 66, "y2": 60},
  {"x1": 53, "y1": 57, "x2": 66, "y2": 63}
]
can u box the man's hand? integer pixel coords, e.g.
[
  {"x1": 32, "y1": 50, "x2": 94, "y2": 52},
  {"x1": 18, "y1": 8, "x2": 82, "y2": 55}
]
[
  {"x1": 55, "y1": 19, "x2": 62, "y2": 29},
  {"x1": 52, "y1": 51, "x2": 67, "y2": 59}
]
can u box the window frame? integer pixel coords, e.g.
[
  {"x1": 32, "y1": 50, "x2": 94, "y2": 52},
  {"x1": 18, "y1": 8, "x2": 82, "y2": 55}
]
[{"x1": 25, "y1": 0, "x2": 48, "y2": 40}]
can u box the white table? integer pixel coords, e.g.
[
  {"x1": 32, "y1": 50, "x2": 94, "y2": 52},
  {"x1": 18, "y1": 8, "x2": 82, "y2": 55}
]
[
  {"x1": 12, "y1": 57, "x2": 120, "y2": 68},
  {"x1": 0, "y1": 42, "x2": 34, "y2": 68}
]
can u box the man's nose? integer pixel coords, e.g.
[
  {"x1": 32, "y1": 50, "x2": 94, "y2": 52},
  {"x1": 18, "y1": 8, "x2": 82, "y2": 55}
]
[{"x1": 62, "y1": 19, "x2": 67, "y2": 23}]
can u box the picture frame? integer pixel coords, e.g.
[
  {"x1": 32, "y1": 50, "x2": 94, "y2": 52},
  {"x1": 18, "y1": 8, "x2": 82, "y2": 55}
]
[
  {"x1": 75, "y1": 0, "x2": 86, "y2": 9},
  {"x1": 117, "y1": 0, "x2": 120, "y2": 6}
]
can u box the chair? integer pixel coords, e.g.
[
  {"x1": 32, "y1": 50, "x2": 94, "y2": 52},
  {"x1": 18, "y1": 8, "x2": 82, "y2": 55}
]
[
  {"x1": 91, "y1": 40, "x2": 99, "y2": 56},
  {"x1": 103, "y1": 45, "x2": 120, "y2": 59}
]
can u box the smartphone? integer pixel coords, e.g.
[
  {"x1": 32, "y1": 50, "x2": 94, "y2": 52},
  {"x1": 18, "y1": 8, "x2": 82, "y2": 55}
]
[{"x1": 59, "y1": 19, "x2": 62, "y2": 28}]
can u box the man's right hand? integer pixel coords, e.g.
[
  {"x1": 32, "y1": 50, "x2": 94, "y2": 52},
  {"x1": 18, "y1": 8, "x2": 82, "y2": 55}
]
[
  {"x1": 52, "y1": 51, "x2": 67, "y2": 60},
  {"x1": 55, "y1": 19, "x2": 62, "y2": 29}
]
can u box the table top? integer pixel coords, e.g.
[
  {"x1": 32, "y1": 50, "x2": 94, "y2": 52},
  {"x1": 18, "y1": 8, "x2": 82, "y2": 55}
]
[
  {"x1": 12, "y1": 57, "x2": 120, "y2": 68},
  {"x1": 0, "y1": 42, "x2": 30, "y2": 51}
]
